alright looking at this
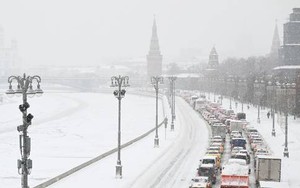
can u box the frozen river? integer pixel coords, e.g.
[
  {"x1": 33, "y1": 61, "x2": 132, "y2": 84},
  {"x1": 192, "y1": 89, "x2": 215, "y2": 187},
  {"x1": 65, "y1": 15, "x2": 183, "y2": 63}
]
[{"x1": 0, "y1": 91, "x2": 164, "y2": 188}]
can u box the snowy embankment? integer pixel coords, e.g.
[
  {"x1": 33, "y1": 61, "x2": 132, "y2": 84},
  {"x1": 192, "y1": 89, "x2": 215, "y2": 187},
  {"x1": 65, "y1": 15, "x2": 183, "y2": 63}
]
[
  {"x1": 47, "y1": 96, "x2": 210, "y2": 188},
  {"x1": 0, "y1": 92, "x2": 164, "y2": 188},
  {"x1": 220, "y1": 97, "x2": 300, "y2": 188}
]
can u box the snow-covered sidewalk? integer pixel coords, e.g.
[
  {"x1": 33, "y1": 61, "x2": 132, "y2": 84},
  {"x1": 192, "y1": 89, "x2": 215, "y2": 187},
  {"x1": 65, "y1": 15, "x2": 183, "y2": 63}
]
[{"x1": 219, "y1": 97, "x2": 300, "y2": 188}]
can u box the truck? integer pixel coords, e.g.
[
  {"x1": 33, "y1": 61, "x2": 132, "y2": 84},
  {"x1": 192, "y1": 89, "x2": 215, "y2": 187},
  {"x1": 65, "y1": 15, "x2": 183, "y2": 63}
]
[
  {"x1": 197, "y1": 163, "x2": 216, "y2": 184},
  {"x1": 229, "y1": 120, "x2": 244, "y2": 133},
  {"x1": 236, "y1": 112, "x2": 246, "y2": 120},
  {"x1": 189, "y1": 176, "x2": 211, "y2": 188},
  {"x1": 255, "y1": 155, "x2": 281, "y2": 183},
  {"x1": 211, "y1": 124, "x2": 227, "y2": 140},
  {"x1": 221, "y1": 159, "x2": 249, "y2": 188},
  {"x1": 195, "y1": 98, "x2": 206, "y2": 112},
  {"x1": 201, "y1": 155, "x2": 220, "y2": 170},
  {"x1": 258, "y1": 181, "x2": 289, "y2": 188}
]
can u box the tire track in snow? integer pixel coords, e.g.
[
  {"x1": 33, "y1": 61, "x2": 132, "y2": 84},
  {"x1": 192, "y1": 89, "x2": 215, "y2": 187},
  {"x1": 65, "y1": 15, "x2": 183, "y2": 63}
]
[{"x1": 129, "y1": 97, "x2": 209, "y2": 188}]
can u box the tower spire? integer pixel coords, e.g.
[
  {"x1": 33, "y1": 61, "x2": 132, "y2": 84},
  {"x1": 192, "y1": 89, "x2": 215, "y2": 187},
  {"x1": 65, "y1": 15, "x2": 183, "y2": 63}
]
[
  {"x1": 208, "y1": 46, "x2": 219, "y2": 69},
  {"x1": 147, "y1": 17, "x2": 163, "y2": 78},
  {"x1": 149, "y1": 17, "x2": 160, "y2": 55},
  {"x1": 270, "y1": 20, "x2": 281, "y2": 56}
]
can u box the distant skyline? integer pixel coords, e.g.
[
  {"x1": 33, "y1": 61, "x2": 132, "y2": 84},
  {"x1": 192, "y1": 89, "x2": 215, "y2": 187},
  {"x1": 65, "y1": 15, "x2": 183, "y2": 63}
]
[{"x1": 0, "y1": 0, "x2": 299, "y2": 66}]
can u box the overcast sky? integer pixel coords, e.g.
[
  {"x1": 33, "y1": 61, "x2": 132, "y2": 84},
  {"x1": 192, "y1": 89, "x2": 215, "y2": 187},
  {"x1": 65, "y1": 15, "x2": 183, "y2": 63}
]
[{"x1": 0, "y1": 0, "x2": 299, "y2": 66}]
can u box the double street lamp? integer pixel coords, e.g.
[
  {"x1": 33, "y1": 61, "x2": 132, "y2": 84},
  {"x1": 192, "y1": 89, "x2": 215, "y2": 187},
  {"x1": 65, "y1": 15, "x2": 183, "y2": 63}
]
[
  {"x1": 269, "y1": 80, "x2": 277, "y2": 137},
  {"x1": 229, "y1": 93, "x2": 232, "y2": 110},
  {"x1": 151, "y1": 76, "x2": 163, "y2": 147},
  {"x1": 111, "y1": 75, "x2": 129, "y2": 178},
  {"x1": 254, "y1": 80, "x2": 261, "y2": 124},
  {"x1": 168, "y1": 76, "x2": 176, "y2": 131},
  {"x1": 6, "y1": 73, "x2": 43, "y2": 188},
  {"x1": 281, "y1": 81, "x2": 292, "y2": 158}
]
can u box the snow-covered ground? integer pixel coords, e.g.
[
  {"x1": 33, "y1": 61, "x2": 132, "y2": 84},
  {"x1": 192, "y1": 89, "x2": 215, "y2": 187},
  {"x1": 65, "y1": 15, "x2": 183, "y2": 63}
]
[
  {"x1": 1, "y1": 89, "x2": 300, "y2": 188},
  {"x1": 0, "y1": 91, "x2": 164, "y2": 188}
]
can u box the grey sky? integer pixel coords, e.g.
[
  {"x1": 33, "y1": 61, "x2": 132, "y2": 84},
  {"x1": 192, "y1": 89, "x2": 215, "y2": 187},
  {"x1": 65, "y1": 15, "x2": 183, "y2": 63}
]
[{"x1": 0, "y1": 0, "x2": 299, "y2": 66}]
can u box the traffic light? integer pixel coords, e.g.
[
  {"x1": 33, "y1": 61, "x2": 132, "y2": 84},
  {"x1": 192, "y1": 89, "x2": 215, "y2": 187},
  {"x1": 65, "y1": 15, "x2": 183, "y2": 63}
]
[
  {"x1": 19, "y1": 102, "x2": 30, "y2": 112},
  {"x1": 26, "y1": 114, "x2": 34, "y2": 124}
]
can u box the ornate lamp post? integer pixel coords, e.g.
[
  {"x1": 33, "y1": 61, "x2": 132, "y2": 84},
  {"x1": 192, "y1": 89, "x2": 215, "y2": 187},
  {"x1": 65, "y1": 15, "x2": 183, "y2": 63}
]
[
  {"x1": 271, "y1": 80, "x2": 276, "y2": 136},
  {"x1": 229, "y1": 92, "x2": 232, "y2": 110},
  {"x1": 164, "y1": 117, "x2": 168, "y2": 140},
  {"x1": 168, "y1": 76, "x2": 176, "y2": 131},
  {"x1": 282, "y1": 80, "x2": 290, "y2": 158},
  {"x1": 6, "y1": 73, "x2": 43, "y2": 188},
  {"x1": 151, "y1": 76, "x2": 163, "y2": 147},
  {"x1": 229, "y1": 77, "x2": 232, "y2": 110},
  {"x1": 254, "y1": 79, "x2": 261, "y2": 123},
  {"x1": 111, "y1": 75, "x2": 129, "y2": 178}
]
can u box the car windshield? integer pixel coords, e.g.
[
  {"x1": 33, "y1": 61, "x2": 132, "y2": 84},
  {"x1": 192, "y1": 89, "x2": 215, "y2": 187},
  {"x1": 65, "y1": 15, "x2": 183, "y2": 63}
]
[
  {"x1": 202, "y1": 159, "x2": 215, "y2": 164},
  {"x1": 239, "y1": 150, "x2": 248, "y2": 154},
  {"x1": 199, "y1": 168, "x2": 212, "y2": 176},
  {"x1": 234, "y1": 155, "x2": 246, "y2": 160},
  {"x1": 193, "y1": 178, "x2": 208, "y2": 183},
  {"x1": 257, "y1": 150, "x2": 268, "y2": 153}
]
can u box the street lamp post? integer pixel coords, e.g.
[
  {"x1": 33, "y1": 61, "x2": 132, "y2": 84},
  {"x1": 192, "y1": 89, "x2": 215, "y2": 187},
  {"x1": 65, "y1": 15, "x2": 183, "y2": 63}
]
[
  {"x1": 241, "y1": 100, "x2": 244, "y2": 112},
  {"x1": 168, "y1": 76, "x2": 176, "y2": 131},
  {"x1": 271, "y1": 80, "x2": 276, "y2": 136},
  {"x1": 254, "y1": 80, "x2": 261, "y2": 124},
  {"x1": 111, "y1": 75, "x2": 129, "y2": 178},
  {"x1": 229, "y1": 93, "x2": 232, "y2": 110},
  {"x1": 283, "y1": 81, "x2": 289, "y2": 158},
  {"x1": 257, "y1": 103, "x2": 261, "y2": 123},
  {"x1": 220, "y1": 95, "x2": 223, "y2": 105},
  {"x1": 151, "y1": 76, "x2": 163, "y2": 147},
  {"x1": 164, "y1": 117, "x2": 168, "y2": 140},
  {"x1": 6, "y1": 73, "x2": 43, "y2": 188}
]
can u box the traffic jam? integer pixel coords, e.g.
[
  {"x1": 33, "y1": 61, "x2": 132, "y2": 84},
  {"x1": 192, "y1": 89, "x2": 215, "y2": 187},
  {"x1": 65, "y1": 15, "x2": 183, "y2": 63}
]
[{"x1": 179, "y1": 91, "x2": 283, "y2": 188}]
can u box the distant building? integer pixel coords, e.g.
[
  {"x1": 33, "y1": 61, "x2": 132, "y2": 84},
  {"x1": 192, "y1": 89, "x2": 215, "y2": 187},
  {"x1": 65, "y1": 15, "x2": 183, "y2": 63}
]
[
  {"x1": 147, "y1": 18, "x2": 162, "y2": 78},
  {"x1": 275, "y1": 8, "x2": 300, "y2": 116},
  {"x1": 0, "y1": 26, "x2": 20, "y2": 78},
  {"x1": 280, "y1": 8, "x2": 300, "y2": 66},
  {"x1": 205, "y1": 46, "x2": 219, "y2": 81},
  {"x1": 207, "y1": 46, "x2": 219, "y2": 69}
]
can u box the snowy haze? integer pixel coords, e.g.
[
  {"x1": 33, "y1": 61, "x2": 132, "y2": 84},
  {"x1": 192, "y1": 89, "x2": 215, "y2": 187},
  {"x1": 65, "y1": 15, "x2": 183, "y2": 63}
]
[{"x1": 0, "y1": 0, "x2": 299, "y2": 66}]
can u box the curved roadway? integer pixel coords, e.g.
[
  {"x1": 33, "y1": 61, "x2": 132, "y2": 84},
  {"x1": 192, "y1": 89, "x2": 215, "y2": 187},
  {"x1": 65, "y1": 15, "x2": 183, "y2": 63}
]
[{"x1": 129, "y1": 97, "x2": 210, "y2": 188}]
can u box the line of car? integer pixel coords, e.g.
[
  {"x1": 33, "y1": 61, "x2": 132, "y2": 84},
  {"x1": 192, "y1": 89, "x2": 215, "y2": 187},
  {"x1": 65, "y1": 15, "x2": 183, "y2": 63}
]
[
  {"x1": 183, "y1": 92, "x2": 253, "y2": 188},
  {"x1": 186, "y1": 94, "x2": 232, "y2": 188}
]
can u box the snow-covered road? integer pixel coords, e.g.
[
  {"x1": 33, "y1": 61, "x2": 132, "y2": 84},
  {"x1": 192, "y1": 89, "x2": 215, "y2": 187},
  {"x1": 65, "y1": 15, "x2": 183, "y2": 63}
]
[{"x1": 130, "y1": 97, "x2": 209, "y2": 188}]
